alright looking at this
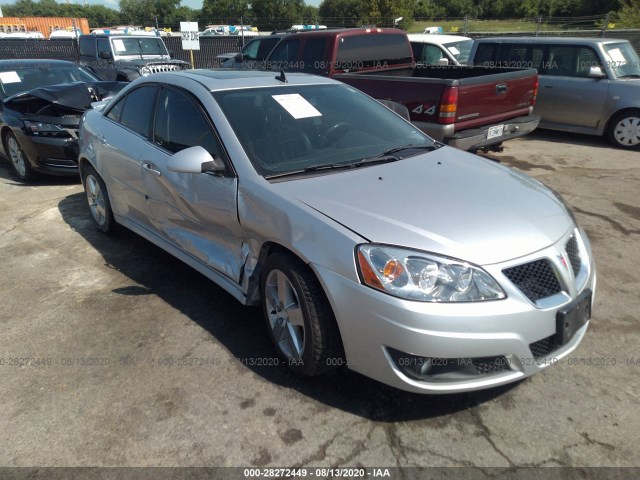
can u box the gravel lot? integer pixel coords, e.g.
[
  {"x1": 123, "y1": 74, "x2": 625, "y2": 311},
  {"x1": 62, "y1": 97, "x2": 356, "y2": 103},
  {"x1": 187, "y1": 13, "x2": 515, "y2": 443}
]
[{"x1": 1, "y1": 130, "x2": 639, "y2": 475}]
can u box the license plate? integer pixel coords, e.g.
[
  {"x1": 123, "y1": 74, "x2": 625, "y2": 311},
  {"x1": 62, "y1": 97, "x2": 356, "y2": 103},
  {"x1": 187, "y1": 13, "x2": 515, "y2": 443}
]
[
  {"x1": 555, "y1": 289, "x2": 592, "y2": 346},
  {"x1": 487, "y1": 125, "x2": 504, "y2": 139}
]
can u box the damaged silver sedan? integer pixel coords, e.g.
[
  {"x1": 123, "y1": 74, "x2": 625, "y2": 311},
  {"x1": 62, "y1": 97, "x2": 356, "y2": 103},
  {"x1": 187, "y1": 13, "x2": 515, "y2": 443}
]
[{"x1": 78, "y1": 70, "x2": 595, "y2": 394}]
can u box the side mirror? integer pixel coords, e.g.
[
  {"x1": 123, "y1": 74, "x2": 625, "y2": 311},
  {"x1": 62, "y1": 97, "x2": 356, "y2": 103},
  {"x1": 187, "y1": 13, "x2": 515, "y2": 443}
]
[
  {"x1": 435, "y1": 58, "x2": 449, "y2": 66},
  {"x1": 99, "y1": 51, "x2": 113, "y2": 60},
  {"x1": 167, "y1": 146, "x2": 226, "y2": 175},
  {"x1": 588, "y1": 66, "x2": 607, "y2": 78},
  {"x1": 234, "y1": 52, "x2": 244, "y2": 62}
]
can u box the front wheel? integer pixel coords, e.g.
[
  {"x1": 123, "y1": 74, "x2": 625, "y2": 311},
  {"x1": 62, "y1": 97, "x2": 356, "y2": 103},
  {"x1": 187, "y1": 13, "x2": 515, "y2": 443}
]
[
  {"x1": 83, "y1": 164, "x2": 116, "y2": 233},
  {"x1": 4, "y1": 131, "x2": 34, "y2": 183},
  {"x1": 608, "y1": 110, "x2": 640, "y2": 149},
  {"x1": 261, "y1": 253, "x2": 343, "y2": 376}
]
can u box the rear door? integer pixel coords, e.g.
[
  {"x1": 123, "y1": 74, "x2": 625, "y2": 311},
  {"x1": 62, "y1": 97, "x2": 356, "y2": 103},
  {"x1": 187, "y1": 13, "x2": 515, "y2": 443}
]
[{"x1": 97, "y1": 85, "x2": 158, "y2": 226}]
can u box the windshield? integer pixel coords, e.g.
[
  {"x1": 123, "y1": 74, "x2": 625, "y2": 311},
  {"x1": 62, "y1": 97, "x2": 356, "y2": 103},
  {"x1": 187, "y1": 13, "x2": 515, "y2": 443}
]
[
  {"x1": 603, "y1": 42, "x2": 640, "y2": 78},
  {"x1": 0, "y1": 65, "x2": 100, "y2": 97},
  {"x1": 443, "y1": 40, "x2": 473, "y2": 64},
  {"x1": 214, "y1": 84, "x2": 434, "y2": 177},
  {"x1": 111, "y1": 37, "x2": 168, "y2": 56}
]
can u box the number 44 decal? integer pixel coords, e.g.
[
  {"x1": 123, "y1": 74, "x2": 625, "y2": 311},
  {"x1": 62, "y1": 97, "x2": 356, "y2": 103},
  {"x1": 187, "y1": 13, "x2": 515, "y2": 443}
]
[{"x1": 412, "y1": 104, "x2": 436, "y2": 116}]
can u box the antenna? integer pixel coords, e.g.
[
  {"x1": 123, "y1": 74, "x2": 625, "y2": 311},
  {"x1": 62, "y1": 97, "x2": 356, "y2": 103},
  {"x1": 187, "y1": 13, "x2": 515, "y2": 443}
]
[{"x1": 275, "y1": 70, "x2": 287, "y2": 83}]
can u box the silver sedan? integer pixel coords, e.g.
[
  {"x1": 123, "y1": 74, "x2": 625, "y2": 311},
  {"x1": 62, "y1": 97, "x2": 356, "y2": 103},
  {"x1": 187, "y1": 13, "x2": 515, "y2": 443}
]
[{"x1": 78, "y1": 70, "x2": 596, "y2": 394}]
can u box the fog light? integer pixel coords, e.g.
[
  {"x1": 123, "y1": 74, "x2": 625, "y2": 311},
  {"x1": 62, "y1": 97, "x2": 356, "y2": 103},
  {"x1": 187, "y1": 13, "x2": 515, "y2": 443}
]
[{"x1": 387, "y1": 347, "x2": 433, "y2": 380}]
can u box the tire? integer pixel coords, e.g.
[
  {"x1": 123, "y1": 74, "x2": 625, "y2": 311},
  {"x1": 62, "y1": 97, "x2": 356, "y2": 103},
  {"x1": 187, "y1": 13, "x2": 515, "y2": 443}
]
[
  {"x1": 261, "y1": 253, "x2": 343, "y2": 376},
  {"x1": 608, "y1": 110, "x2": 640, "y2": 149},
  {"x1": 4, "y1": 131, "x2": 34, "y2": 183},
  {"x1": 83, "y1": 164, "x2": 116, "y2": 233}
]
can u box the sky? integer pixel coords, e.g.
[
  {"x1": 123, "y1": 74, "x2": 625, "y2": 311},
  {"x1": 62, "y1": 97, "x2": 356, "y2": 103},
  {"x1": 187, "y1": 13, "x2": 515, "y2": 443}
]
[{"x1": 0, "y1": 0, "x2": 323, "y2": 10}]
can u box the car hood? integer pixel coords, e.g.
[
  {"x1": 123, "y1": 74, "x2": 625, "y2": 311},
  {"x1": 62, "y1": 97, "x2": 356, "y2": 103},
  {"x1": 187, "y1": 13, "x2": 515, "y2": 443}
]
[
  {"x1": 272, "y1": 147, "x2": 572, "y2": 266},
  {"x1": 5, "y1": 81, "x2": 127, "y2": 115}
]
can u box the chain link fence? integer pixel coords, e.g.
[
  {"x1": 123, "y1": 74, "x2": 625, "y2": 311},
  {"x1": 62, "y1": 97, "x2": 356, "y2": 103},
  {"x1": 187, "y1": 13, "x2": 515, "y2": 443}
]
[{"x1": 0, "y1": 30, "x2": 638, "y2": 69}]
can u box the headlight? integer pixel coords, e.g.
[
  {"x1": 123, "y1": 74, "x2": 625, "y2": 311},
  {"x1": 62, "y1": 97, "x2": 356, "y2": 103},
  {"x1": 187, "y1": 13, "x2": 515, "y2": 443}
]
[
  {"x1": 356, "y1": 245, "x2": 506, "y2": 302},
  {"x1": 140, "y1": 66, "x2": 152, "y2": 76},
  {"x1": 23, "y1": 121, "x2": 70, "y2": 137}
]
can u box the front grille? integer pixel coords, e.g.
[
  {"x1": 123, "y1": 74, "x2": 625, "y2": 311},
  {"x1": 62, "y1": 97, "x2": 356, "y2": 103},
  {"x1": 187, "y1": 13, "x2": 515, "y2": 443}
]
[
  {"x1": 565, "y1": 236, "x2": 581, "y2": 277},
  {"x1": 529, "y1": 334, "x2": 558, "y2": 359},
  {"x1": 471, "y1": 356, "x2": 510, "y2": 375},
  {"x1": 148, "y1": 64, "x2": 182, "y2": 74},
  {"x1": 503, "y1": 259, "x2": 563, "y2": 302}
]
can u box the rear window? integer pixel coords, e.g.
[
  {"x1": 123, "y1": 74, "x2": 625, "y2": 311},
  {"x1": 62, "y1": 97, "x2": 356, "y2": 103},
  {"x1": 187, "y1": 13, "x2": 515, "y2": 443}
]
[{"x1": 335, "y1": 34, "x2": 412, "y2": 69}]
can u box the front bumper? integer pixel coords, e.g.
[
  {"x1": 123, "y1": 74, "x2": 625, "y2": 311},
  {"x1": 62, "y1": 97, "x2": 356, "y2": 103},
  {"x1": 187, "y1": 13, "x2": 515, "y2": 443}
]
[
  {"x1": 312, "y1": 227, "x2": 596, "y2": 394},
  {"x1": 418, "y1": 115, "x2": 541, "y2": 152},
  {"x1": 16, "y1": 130, "x2": 79, "y2": 176}
]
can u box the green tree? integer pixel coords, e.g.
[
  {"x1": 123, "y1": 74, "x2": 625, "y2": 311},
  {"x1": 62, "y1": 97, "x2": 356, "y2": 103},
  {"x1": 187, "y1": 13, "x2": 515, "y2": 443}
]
[
  {"x1": 318, "y1": 0, "x2": 367, "y2": 26},
  {"x1": 612, "y1": 0, "x2": 640, "y2": 27},
  {"x1": 202, "y1": 0, "x2": 250, "y2": 22},
  {"x1": 119, "y1": 0, "x2": 181, "y2": 25}
]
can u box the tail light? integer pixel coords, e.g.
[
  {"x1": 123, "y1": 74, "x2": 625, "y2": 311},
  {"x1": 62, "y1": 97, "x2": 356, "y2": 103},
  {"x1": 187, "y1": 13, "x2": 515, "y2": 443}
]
[
  {"x1": 438, "y1": 86, "x2": 458, "y2": 125},
  {"x1": 531, "y1": 78, "x2": 539, "y2": 106}
]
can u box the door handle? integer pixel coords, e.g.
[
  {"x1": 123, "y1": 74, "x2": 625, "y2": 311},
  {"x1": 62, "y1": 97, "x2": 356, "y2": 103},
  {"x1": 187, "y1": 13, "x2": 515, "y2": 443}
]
[
  {"x1": 496, "y1": 83, "x2": 508, "y2": 94},
  {"x1": 142, "y1": 161, "x2": 161, "y2": 176}
]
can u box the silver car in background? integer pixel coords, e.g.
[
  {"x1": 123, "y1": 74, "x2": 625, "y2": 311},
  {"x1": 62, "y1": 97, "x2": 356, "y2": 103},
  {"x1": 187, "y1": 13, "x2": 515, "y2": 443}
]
[
  {"x1": 470, "y1": 37, "x2": 640, "y2": 149},
  {"x1": 78, "y1": 70, "x2": 595, "y2": 394}
]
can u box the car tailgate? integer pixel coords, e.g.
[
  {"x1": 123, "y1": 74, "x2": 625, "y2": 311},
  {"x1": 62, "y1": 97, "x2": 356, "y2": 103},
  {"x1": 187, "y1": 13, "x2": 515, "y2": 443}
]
[{"x1": 455, "y1": 69, "x2": 538, "y2": 131}]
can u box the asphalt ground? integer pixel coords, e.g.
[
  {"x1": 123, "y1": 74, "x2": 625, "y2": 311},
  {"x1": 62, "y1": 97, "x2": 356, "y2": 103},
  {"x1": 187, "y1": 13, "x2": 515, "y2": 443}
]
[{"x1": 1, "y1": 129, "x2": 639, "y2": 477}]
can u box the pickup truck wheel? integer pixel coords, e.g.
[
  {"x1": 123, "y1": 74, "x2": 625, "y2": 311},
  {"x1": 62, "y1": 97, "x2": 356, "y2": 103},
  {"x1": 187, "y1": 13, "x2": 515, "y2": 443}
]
[
  {"x1": 608, "y1": 110, "x2": 640, "y2": 149},
  {"x1": 83, "y1": 164, "x2": 116, "y2": 233},
  {"x1": 261, "y1": 253, "x2": 342, "y2": 376},
  {"x1": 4, "y1": 131, "x2": 34, "y2": 183}
]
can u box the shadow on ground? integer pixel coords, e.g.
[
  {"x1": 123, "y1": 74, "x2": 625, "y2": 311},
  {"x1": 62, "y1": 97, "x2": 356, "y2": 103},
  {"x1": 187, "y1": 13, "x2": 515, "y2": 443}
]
[{"x1": 58, "y1": 191, "x2": 520, "y2": 422}]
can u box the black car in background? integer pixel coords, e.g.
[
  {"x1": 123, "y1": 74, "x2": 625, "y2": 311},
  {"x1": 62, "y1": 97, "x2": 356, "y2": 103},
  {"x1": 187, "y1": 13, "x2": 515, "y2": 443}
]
[{"x1": 0, "y1": 59, "x2": 125, "y2": 182}]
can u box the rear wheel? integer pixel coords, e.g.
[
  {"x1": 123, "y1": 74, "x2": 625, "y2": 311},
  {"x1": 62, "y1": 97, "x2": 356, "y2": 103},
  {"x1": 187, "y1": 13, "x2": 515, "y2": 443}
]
[
  {"x1": 608, "y1": 110, "x2": 640, "y2": 149},
  {"x1": 83, "y1": 164, "x2": 116, "y2": 233},
  {"x1": 261, "y1": 253, "x2": 342, "y2": 376},
  {"x1": 4, "y1": 131, "x2": 33, "y2": 183}
]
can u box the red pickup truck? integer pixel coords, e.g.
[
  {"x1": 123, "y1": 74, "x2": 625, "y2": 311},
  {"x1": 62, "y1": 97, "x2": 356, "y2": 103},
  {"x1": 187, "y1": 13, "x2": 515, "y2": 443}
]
[{"x1": 264, "y1": 28, "x2": 540, "y2": 152}]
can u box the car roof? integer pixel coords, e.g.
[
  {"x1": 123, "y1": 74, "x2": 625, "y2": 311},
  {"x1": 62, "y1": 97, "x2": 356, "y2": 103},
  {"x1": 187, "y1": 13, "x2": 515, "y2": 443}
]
[
  {"x1": 285, "y1": 27, "x2": 405, "y2": 39},
  {"x1": 148, "y1": 69, "x2": 339, "y2": 91},
  {"x1": 407, "y1": 34, "x2": 472, "y2": 44},
  {"x1": 473, "y1": 36, "x2": 629, "y2": 45},
  {"x1": 0, "y1": 59, "x2": 78, "y2": 69}
]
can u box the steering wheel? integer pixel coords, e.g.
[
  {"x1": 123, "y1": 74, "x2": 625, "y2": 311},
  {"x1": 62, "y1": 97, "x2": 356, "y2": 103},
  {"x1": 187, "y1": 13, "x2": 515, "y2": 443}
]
[{"x1": 322, "y1": 122, "x2": 355, "y2": 145}]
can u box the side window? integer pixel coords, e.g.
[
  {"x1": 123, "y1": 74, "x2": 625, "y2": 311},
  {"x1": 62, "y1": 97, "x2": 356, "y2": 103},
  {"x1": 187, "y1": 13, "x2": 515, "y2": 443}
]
[
  {"x1": 256, "y1": 37, "x2": 280, "y2": 60},
  {"x1": 97, "y1": 38, "x2": 111, "y2": 59},
  {"x1": 576, "y1": 48, "x2": 601, "y2": 76},
  {"x1": 301, "y1": 37, "x2": 327, "y2": 73},
  {"x1": 545, "y1": 46, "x2": 582, "y2": 77},
  {"x1": 153, "y1": 88, "x2": 223, "y2": 159},
  {"x1": 474, "y1": 43, "x2": 498, "y2": 66},
  {"x1": 424, "y1": 45, "x2": 445, "y2": 65},
  {"x1": 106, "y1": 97, "x2": 125, "y2": 122},
  {"x1": 79, "y1": 37, "x2": 95, "y2": 57},
  {"x1": 119, "y1": 86, "x2": 158, "y2": 137},
  {"x1": 269, "y1": 39, "x2": 300, "y2": 65},
  {"x1": 242, "y1": 39, "x2": 260, "y2": 60}
]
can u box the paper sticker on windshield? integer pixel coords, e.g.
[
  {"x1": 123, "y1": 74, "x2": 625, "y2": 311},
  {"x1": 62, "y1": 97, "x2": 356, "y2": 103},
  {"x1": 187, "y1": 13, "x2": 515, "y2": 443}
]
[
  {"x1": 272, "y1": 94, "x2": 322, "y2": 119},
  {"x1": 607, "y1": 48, "x2": 626, "y2": 64},
  {"x1": 447, "y1": 46, "x2": 461, "y2": 55},
  {"x1": 112, "y1": 39, "x2": 126, "y2": 52},
  {"x1": 0, "y1": 71, "x2": 21, "y2": 84}
]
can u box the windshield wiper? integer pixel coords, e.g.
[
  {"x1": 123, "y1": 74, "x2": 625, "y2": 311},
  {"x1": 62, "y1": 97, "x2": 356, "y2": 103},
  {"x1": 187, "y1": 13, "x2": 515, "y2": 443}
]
[
  {"x1": 360, "y1": 143, "x2": 439, "y2": 163},
  {"x1": 618, "y1": 74, "x2": 640, "y2": 78},
  {"x1": 264, "y1": 161, "x2": 359, "y2": 180}
]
